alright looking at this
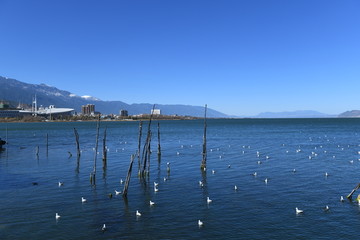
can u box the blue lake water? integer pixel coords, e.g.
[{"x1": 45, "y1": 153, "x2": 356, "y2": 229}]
[{"x1": 1, "y1": 118, "x2": 360, "y2": 239}]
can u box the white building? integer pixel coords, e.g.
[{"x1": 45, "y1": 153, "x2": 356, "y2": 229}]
[{"x1": 151, "y1": 109, "x2": 161, "y2": 115}]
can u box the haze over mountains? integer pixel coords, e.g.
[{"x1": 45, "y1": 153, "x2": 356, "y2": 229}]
[
  {"x1": 254, "y1": 110, "x2": 335, "y2": 118},
  {"x1": 0, "y1": 76, "x2": 227, "y2": 117},
  {"x1": 1, "y1": 76, "x2": 359, "y2": 118}
]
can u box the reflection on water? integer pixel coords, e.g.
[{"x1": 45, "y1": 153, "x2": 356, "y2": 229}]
[{"x1": 1, "y1": 119, "x2": 360, "y2": 239}]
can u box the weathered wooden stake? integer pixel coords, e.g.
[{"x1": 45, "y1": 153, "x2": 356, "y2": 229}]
[
  {"x1": 46, "y1": 133, "x2": 49, "y2": 156},
  {"x1": 141, "y1": 133, "x2": 151, "y2": 177},
  {"x1": 200, "y1": 104, "x2": 207, "y2": 171},
  {"x1": 91, "y1": 115, "x2": 101, "y2": 185},
  {"x1": 73, "y1": 128, "x2": 81, "y2": 158},
  {"x1": 140, "y1": 104, "x2": 155, "y2": 178},
  {"x1": 123, "y1": 154, "x2": 136, "y2": 198},
  {"x1": 137, "y1": 121, "x2": 143, "y2": 176},
  {"x1": 6, "y1": 124, "x2": 8, "y2": 145},
  {"x1": 157, "y1": 122, "x2": 161, "y2": 160},
  {"x1": 102, "y1": 127, "x2": 107, "y2": 170},
  {"x1": 347, "y1": 183, "x2": 360, "y2": 200},
  {"x1": 146, "y1": 131, "x2": 152, "y2": 175},
  {"x1": 36, "y1": 145, "x2": 39, "y2": 156}
]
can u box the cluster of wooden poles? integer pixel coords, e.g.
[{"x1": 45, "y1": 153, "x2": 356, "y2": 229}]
[{"x1": 71, "y1": 105, "x2": 166, "y2": 198}]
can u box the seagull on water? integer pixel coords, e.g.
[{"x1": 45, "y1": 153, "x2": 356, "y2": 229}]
[
  {"x1": 154, "y1": 186, "x2": 159, "y2": 192},
  {"x1": 136, "y1": 210, "x2": 141, "y2": 217},
  {"x1": 207, "y1": 197, "x2": 212, "y2": 204},
  {"x1": 198, "y1": 220, "x2": 204, "y2": 226},
  {"x1": 295, "y1": 207, "x2": 303, "y2": 214},
  {"x1": 325, "y1": 172, "x2": 329, "y2": 177},
  {"x1": 115, "y1": 190, "x2": 121, "y2": 195},
  {"x1": 55, "y1": 213, "x2": 61, "y2": 219},
  {"x1": 234, "y1": 185, "x2": 238, "y2": 191},
  {"x1": 324, "y1": 205, "x2": 330, "y2": 211},
  {"x1": 154, "y1": 182, "x2": 159, "y2": 187},
  {"x1": 212, "y1": 169, "x2": 215, "y2": 174},
  {"x1": 150, "y1": 200, "x2": 155, "y2": 206},
  {"x1": 199, "y1": 180, "x2": 204, "y2": 187},
  {"x1": 58, "y1": 182, "x2": 64, "y2": 187},
  {"x1": 120, "y1": 179, "x2": 124, "y2": 184},
  {"x1": 264, "y1": 178, "x2": 268, "y2": 184},
  {"x1": 252, "y1": 172, "x2": 257, "y2": 177},
  {"x1": 81, "y1": 197, "x2": 87, "y2": 203},
  {"x1": 340, "y1": 196, "x2": 345, "y2": 202}
]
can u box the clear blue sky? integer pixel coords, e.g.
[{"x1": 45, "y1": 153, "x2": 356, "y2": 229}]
[{"x1": 0, "y1": 0, "x2": 359, "y2": 116}]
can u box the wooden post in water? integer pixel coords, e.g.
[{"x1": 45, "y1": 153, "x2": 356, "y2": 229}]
[
  {"x1": 46, "y1": 133, "x2": 49, "y2": 156},
  {"x1": 141, "y1": 133, "x2": 151, "y2": 177},
  {"x1": 102, "y1": 127, "x2": 107, "y2": 170},
  {"x1": 6, "y1": 124, "x2": 8, "y2": 145},
  {"x1": 157, "y1": 122, "x2": 161, "y2": 161},
  {"x1": 36, "y1": 146, "x2": 39, "y2": 156},
  {"x1": 137, "y1": 121, "x2": 143, "y2": 176},
  {"x1": 123, "y1": 154, "x2": 136, "y2": 198},
  {"x1": 200, "y1": 104, "x2": 207, "y2": 171},
  {"x1": 146, "y1": 131, "x2": 152, "y2": 175},
  {"x1": 91, "y1": 115, "x2": 101, "y2": 185},
  {"x1": 347, "y1": 183, "x2": 360, "y2": 200},
  {"x1": 140, "y1": 104, "x2": 155, "y2": 178},
  {"x1": 73, "y1": 128, "x2": 81, "y2": 158}
]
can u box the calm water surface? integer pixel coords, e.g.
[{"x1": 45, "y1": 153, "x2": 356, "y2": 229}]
[{"x1": 1, "y1": 119, "x2": 360, "y2": 239}]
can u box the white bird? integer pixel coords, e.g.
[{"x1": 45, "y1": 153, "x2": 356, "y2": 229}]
[
  {"x1": 154, "y1": 186, "x2": 159, "y2": 192},
  {"x1": 55, "y1": 213, "x2": 61, "y2": 219},
  {"x1": 163, "y1": 177, "x2": 167, "y2": 182},
  {"x1": 252, "y1": 172, "x2": 257, "y2": 177},
  {"x1": 325, "y1": 172, "x2": 329, "y2": 177},
  {"x1": 198, "y1": 219, "x2": 204, "y2": 226},
  {"x1": 120, "y1": 179, "x2": 124, "y2": 184},
  {"x1": 102, "y1": 224, "x2": 106, "y2": 232},
  {"x1": 340, "y1": 196, "x2": 344, "y2": 202},
  {"x1": 234, "y1": 185, "x2": 238, "y2": 191},
  {"x1": 81, "y1": 197, "x2": 87, "y2": 203},
  {"x1": 154, "y1": 182, "x2": 159, "y2": 187},
  {"x1": 149, "y1": 200, "x2": 155, "y2": 206},
  {"x1": 257, "y1": 161, "x2": 262, "y2": 164},
  {"x1": 264, "y1": 178, "x2": 268, "y2": 184},
  {"x1": 115, "y1": 190, "x2": 121, "y2": 195},
  {"x1": 207, "y1": 197, "x2": 212, "y2": 204},
  {"x1": 212, "y1": 169, "x2": 215, "y2": 174},
  {"x1": 295, "y1": 207, "x2": 303, "y2": 214},
  {"x1": 199, "y1": 180, "x2": 204, "y2": 187},
  {"x1": 324, "y1": 205, "x2": 330, "y2": 211},
  {"x1": 292, "y1": 169, "x2": 296, "y2": 173},
  {"x1": 58, "y1": 182, "x2": 64, "y2": 187},
  {"x1": 136, "y1": 210, "x2": 141, "y2": 216}
]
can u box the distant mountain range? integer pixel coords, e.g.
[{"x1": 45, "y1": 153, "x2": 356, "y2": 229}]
[
  {"x1": 338, "y1": 110, "x2": 360, "y2": 118},
  {"x1": 0, "y1": 76, "x2": 227, "y2": 117},
  {"x1": 2, "y1": 76, "x2": 359, "y2": 118},
  {"x1": 254, "y1": 110, "x2": 335, "y2": 118}
]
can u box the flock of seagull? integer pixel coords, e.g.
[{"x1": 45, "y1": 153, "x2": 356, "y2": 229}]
[{"x1": 53, "y1": 134, "x2": 360, "y2": 232}]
